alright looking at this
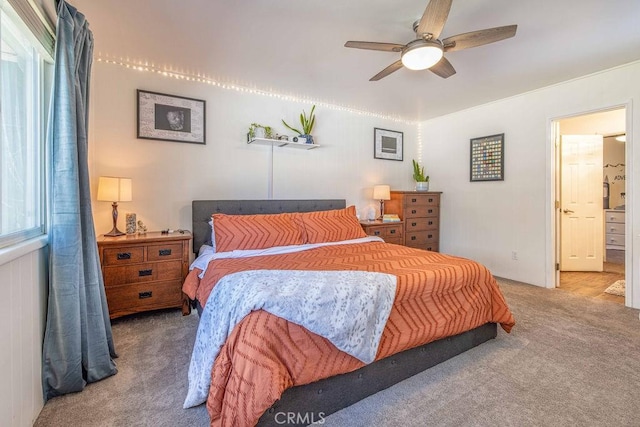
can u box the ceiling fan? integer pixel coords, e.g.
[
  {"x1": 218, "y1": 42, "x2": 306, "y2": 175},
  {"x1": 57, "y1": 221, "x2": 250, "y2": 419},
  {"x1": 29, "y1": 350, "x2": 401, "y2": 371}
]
[{"x1": 344, "y1": 0, "x2": 517, "y2": 81}]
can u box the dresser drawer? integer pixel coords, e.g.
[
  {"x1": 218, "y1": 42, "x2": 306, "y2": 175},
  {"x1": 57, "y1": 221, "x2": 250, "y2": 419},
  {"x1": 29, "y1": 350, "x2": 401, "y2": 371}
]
[
  {"x1": 383, "y1": 224, "x2": 403, "y2": 239},
  {"x1": 406, "y1": 230, "x2": 439, "y2": 245},
  {"x1": 147, "y1": 243, "x2": 183, "y2": 261},
  {"x1": 405, "y1": 218, "x2": 439, "y2": 232},
  {"x1": 403, "y1": 206, "x2": 435, "y2": 218},
  {"x1": 102, "y1": 246, "x2": 144, "y2": 266},
  {"x1": 385, "y1": 237, "x2": 404, "y2": 245},
  {"x1": 103, "y1": 260, "x2": 183, "y2": 287},
  {"x1": 403, "y1": 194, "x2": 439, "y2": 207},
  {"x1": 606, "y1": 222, "x2": 625, "y2": 235},
  {"x1": 606, "y1": 234, "x2": 625, "y2": 247},
  {"x1": 105, "y1": 280, "x2": 183, "y2": 317},
  {"x1": 605, "y1": 211, "x2": 625, "y2": 223}
]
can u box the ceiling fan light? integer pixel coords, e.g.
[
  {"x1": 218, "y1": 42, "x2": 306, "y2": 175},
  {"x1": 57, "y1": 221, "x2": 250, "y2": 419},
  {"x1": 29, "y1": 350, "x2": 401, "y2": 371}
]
[{"x1": 401, "y1": 40, "x2": 444, "y2": 70}]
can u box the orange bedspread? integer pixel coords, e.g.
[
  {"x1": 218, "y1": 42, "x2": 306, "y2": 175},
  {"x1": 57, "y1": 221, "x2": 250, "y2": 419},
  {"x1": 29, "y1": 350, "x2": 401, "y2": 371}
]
[{"x1": 183, "y1": 241, "x2": 515, "y2": 426}]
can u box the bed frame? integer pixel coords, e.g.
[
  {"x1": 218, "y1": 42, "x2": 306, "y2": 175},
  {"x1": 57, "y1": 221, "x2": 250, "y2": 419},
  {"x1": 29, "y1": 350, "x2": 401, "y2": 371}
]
[{"x1": 191, "y1": 199, "x2": 497, "y2": 426}]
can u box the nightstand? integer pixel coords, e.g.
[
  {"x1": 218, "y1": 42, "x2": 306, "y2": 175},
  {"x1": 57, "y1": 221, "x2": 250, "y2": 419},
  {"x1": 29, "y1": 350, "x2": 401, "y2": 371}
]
[
  {"x1": 97, "y1": 231, "x2": 192, "y2": 319},
  {"x1": 360, "y1": 220, "x2": 404, "y2": 245}
]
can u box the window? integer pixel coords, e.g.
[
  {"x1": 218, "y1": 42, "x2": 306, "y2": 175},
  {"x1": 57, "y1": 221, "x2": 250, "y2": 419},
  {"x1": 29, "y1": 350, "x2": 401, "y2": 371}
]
[{"x1": 0, "y1": 3, "x2": 50, "y2": 248}]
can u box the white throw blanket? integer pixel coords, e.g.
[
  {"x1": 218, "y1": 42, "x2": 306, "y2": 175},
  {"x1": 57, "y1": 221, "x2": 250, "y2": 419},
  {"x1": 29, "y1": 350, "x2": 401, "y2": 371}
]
[{"x1": 183, "y1": 269, "x2": 397, "y2": 408}]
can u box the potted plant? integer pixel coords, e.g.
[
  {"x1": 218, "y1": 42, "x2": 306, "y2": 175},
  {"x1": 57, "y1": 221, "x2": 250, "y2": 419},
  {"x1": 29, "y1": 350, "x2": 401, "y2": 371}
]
[
  {"x1": 281, "y1": 105, "x2": 316, "y2": 144},
  {"x1": 412, "y1": 159, "x2": 429, "y2": 191},
  {"x1": 248, "y1": 123, "x2": 274, "y2": 140}
]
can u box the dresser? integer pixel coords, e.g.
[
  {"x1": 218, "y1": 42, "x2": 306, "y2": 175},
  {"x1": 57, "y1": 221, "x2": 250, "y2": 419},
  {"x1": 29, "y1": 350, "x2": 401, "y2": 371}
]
[
  {"x1": 386, "y1": 191, "x2": 441, "y2": 252},
  {"x1": 359, "y1": 220, "x2": 404, "y2": 245},
  {"x1": 604, "y1": 209, "x2": 625, "y2": 251},
  {"x1": 97, "y1": 231, "x2": 192, "y2": 319}
]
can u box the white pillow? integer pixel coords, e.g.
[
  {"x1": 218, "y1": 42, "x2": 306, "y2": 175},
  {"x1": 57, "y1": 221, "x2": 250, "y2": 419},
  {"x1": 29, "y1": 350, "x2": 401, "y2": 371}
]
[{"x1": 208, "y1": 219, "x2": 216, "y2": 252}]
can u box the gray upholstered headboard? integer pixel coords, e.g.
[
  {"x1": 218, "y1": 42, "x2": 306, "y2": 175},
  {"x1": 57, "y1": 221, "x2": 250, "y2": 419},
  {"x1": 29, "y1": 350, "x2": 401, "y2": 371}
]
[{"x1": 191, "y1": 199, "x2": 347, "y2": 253}]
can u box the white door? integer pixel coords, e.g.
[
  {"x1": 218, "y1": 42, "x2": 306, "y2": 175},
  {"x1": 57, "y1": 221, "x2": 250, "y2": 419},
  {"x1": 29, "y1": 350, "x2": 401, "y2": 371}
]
[{"x1": 560, "y1": 135, "x2": 604, "y2": 271}]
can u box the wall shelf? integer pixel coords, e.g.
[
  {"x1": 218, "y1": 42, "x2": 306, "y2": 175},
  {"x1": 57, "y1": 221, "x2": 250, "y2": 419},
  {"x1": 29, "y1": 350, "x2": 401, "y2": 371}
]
[{"x1": 247, "y1": 137, "x2": 319, "y2": 150}]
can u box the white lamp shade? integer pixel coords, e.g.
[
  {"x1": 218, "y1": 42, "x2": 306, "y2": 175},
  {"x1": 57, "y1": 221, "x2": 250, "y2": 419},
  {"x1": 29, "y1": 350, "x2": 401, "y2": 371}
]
[
  {"x1": 97, "y1": 176, "x2": 132, "y2": 202},
  {"x1": 401, "y1": 40, "x2": 444, "y2": 71},
  {"x1": 373, "y1": 185, "x2": 391, "y2": 201}
]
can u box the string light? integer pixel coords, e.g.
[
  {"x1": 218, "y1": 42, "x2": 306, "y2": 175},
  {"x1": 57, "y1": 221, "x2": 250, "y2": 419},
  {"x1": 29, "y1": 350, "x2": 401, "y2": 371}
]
[{"x1": 96, "y1": 54, "x2": 417, "y2": 125}]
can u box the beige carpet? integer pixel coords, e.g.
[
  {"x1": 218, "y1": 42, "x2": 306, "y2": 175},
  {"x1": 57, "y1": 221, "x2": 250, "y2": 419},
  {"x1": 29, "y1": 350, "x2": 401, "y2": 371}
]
[
  {"x1": 605, "y1": 279, "x2": 626, "y2": 296},
  {"x1": 34, "y1": 278, "x2": 640, "y2": 427}
]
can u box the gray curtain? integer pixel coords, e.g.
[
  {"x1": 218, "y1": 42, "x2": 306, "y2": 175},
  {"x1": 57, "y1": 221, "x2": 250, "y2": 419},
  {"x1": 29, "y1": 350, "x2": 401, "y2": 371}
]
[{"x1": 42, "y1": 0, "x2": 117, "y2": 401}]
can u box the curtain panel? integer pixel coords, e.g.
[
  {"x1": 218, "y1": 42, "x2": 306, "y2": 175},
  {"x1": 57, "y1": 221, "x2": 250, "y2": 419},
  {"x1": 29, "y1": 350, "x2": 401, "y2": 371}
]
[{"x1": 42, "y1": 0, "x2": 117, "y2": 401}]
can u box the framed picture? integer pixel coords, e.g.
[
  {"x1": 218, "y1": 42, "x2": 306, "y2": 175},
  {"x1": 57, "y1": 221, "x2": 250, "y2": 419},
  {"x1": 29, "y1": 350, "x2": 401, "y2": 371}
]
[
  {"x1": 137, "y1": 90, "x2": 206, "y2": 144},
  {"x1": 374, "y1": 128, "x2": 403, "y2": 161},
  {"x1": 470, "y1": 133, "x2": 504, "y2": 181}
]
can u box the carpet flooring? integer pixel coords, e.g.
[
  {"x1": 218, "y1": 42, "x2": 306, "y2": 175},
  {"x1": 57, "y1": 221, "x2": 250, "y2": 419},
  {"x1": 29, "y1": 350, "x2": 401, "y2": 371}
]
[{"x1": 34, "y1": 278, "x2": 640, "y2": 427}]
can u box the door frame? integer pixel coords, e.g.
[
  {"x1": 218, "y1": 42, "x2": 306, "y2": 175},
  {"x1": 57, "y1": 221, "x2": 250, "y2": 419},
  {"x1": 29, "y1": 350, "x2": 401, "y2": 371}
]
[{"x1": 547, "y1": 101, "x2": 635, "y2": 308}]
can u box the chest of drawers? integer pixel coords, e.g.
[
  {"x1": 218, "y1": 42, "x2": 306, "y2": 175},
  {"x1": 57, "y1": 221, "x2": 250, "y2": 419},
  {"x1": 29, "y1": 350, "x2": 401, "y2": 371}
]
[
  {"x1": 604, "y1": 209, "x2": 625, "y2": 250},
  {"x1": 386, "y1": 191, "x2": 442, "y2": 252},
  {"x1": 97, "y1": 231, "x2": 191, "y2": 318},
  {"x1": 359, "y1": 220, "x2": 404, "y2": 245}
]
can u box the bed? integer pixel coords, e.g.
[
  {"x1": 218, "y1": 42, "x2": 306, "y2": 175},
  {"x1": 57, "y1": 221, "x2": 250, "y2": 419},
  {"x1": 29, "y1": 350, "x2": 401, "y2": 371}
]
[{"x1": 184, "y1": 199, "x2": 515, "y2": 426}]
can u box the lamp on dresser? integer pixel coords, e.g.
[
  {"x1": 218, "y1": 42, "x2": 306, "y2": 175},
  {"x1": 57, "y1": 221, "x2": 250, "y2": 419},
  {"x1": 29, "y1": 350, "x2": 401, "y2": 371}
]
[
  {"x1": 97, "y1": 176, "x2": 132, "y2": 237},
  {"x1": 373, "y1": 184, "x2": 391, "y2": 219}
]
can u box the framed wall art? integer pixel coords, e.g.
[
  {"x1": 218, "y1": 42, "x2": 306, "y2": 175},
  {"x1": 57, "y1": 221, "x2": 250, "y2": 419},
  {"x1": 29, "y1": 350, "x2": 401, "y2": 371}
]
[
  {"x1": 374, "y1": 128, "x2": 403, "y2": 161},
  {"x1": 470, "y1": 133, "x2": 504, "y2": 181},
  {"x1": 137, "y1": 89, "x2": 206, "y2": 144}
]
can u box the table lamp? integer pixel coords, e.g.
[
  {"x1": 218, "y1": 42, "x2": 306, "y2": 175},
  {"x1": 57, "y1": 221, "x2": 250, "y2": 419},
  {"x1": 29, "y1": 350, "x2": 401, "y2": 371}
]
[
  {"x1": 97, "y1": 176, "x2": 132, "y2": 236},
  {"x1": 373, "y1": 184, "x2": 391, "y2": 219}
]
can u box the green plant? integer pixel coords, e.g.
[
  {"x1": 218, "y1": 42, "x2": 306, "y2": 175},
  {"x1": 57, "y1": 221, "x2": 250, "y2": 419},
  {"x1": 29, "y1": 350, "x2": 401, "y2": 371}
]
[
  {"x1": 412, "y1": 159, "x2": 429, "y2": 182},
  {"x1": 282, "y1": 105, "x2": 316, "y2": 135},
  {"x1": 248, "y1": 123, "x2": 274, "y2": 139}
]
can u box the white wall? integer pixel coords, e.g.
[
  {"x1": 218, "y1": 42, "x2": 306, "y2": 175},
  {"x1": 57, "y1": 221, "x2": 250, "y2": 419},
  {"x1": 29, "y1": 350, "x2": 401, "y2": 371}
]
[
  {"x1": 0, "y1": 242, "x2": 48, "y2": 426},
  {"x1": 421, "y1": 61, "x2": 640, "y2": 309},
  {"x1": 89, "y1": 64, "x2": 418, "y2": 237}
]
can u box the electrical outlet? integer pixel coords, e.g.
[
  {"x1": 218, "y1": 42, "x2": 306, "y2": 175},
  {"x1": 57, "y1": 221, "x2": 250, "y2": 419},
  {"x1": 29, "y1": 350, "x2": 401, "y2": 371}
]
[{"x1": 512, "y1": 251, "x2": 518, "y2": 261}]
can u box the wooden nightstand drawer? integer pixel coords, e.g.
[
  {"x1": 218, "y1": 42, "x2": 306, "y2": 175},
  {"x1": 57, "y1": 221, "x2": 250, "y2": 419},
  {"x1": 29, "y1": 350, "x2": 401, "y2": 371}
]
[
  {"x1": 383, "y1": 224, "x2": 403, "y2": 238},
  {"x1": 105, "y1": 280, "x2": 183, "y2": 318},
  {"x1": 103, "y1": 260, "x2": 183, "y2": 287},
  {"x1": 147, "y1": 243, "x2": 183, "y2": 261},
  {"x1": 102, "y1": 246, "x2": 144, "y2": 265}
]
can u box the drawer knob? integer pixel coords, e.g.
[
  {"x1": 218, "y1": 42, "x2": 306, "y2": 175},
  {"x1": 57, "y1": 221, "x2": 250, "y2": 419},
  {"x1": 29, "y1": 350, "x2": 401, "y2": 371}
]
[
  {"x1": 374, "y1": 231, "x2": 381, "y2": 236},
  {"x1": 428, "y1": 198, "x2": 433, "y2": 202},
  {"x1": 411, "y1": 236, "x2": 416, "y2": 241},
  {"x1": 138, "y1": 269, "x2": 153, "y2": 277},
  {"x1": 428, "y1": 209, "x2": 433, "y2": 214},
  {"x1": 428, "y1": 234, "x2": 433, "y2": 238},
  {"x1": 411, "y1": 198, "x2": 417, "y2": 202},
  {"x1": 139, "y1": 291, "x2": 152, "y2": 299},
  {"x1": 428, "y1": 221, "x2": 433, "y2": 225},
  {"x1": 411, "y1": 210, "x2": 417, "y2": 214},
  {"x1": 390, "y1": 229, "x2": 396, "y2": 234},
  {"x1": 117, "y1": 252, "x2": 131, "y2": 260},
  {"x1": 159, "y1": 249, "x2": 172, "y2": 256},
  {"x1": 412, "y1": 222, "x2": 417, "y2": 226}
]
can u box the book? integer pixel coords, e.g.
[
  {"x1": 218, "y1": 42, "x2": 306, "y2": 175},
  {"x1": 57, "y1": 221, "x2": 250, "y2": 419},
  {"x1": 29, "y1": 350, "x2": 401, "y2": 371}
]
[{"x1": 382, "y1": 214, "x2": 401, "y2": 222}]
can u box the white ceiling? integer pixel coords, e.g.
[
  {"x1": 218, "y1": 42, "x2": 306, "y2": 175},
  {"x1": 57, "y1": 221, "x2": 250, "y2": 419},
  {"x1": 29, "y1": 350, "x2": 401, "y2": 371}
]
[{"x1": 67, "y1": 0, "x2": 640, "y2": 122}]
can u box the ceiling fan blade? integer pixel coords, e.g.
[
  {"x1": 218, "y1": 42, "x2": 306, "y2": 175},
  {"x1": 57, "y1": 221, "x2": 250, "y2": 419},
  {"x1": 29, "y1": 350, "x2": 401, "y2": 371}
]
[
  {"x1": 416, "y1": 0, "x2": 453, "y2": 40},
  {"x1": 429, "y1": 57, "x2": 456, "y2": 78},
  {"x1": 443, "y1": 25, "x2": 517, "y2": 52},
  {"x1": 344, "y1": 41, "x2": 405, "y2": 52},
  {"x1": 370, "y1": 60, "x2": 404, "y2": 81}
]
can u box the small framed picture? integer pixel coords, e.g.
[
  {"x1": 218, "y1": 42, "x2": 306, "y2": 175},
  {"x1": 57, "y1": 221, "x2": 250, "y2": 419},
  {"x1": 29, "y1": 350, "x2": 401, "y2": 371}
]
[
  {"x1": 137, "y1": 90, "x2": 206, "y2": 144},
  {"x1": 374, "y1": 128, "x2": 403, "y2": 161},
  {"x1": 470, "y1": 133, "x2": 504, "y2": 181}
]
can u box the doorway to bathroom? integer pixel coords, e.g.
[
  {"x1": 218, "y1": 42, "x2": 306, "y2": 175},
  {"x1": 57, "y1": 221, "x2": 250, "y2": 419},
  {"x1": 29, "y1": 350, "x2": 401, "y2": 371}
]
[{"x1": 554, "y1": 107, "x2": 626, "y2": 304}]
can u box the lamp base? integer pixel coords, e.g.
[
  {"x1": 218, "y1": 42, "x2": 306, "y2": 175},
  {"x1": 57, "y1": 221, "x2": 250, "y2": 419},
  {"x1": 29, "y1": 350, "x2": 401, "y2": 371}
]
[{"x1": 104, "y1": 226, "x2": 125, "y2": 237}]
